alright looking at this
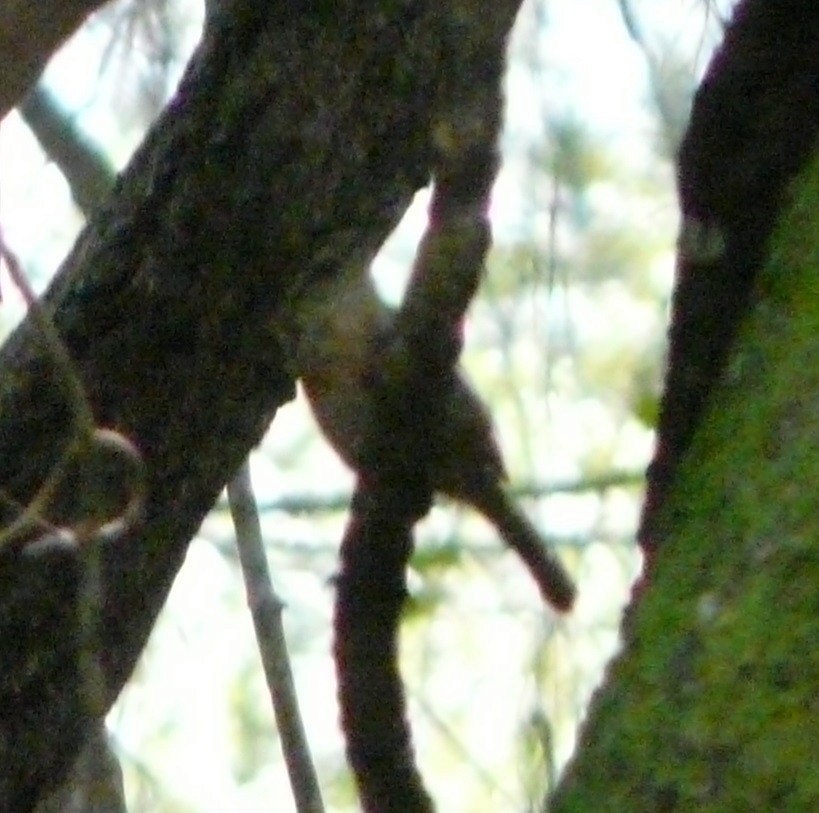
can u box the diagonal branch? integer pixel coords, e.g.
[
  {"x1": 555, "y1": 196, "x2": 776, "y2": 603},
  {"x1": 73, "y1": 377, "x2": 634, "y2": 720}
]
[
  {"x1": 18, "y1": 85, "x2": 116, "y2": 214},
  {"x1": 0, "y1": 0, "x2": 112, "y2": 120}
]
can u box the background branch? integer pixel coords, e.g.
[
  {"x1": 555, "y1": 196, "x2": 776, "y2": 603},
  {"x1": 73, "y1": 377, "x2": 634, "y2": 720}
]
[
  {"x1": 227, "y1": 463, "x2": 324, "y2": 813},
  {"x1": 19, "y1": 85, "x2": 117, "y2": 214},
  {"x1": 0, "y1": 0, "x2": 112, "y2": 120},
  {"x1": 235, "y1": 470, "x2": 645, "y2": 517}
]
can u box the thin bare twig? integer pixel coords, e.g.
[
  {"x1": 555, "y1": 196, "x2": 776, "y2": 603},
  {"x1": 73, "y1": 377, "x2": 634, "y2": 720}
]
[
  {"x1": 226, "y1": 469, "x2": 645, "y2": 517},
  {"x1": 227, "y1": 461, "x2": 324, "y2": 813}
]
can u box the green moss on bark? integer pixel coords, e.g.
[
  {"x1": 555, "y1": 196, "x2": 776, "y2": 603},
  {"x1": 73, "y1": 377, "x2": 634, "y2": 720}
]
[{"x1": 550, "y1": 150, "x2": 819, "y2": 811}]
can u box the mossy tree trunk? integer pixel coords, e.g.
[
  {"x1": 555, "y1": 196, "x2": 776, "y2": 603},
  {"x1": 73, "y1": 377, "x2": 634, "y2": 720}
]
[
  {"x1": 551, "y1": 1, "x2": 819, "y2": 808},
  {"x1": 551, "y1": 148, "x2": 819, "y2": 811}
]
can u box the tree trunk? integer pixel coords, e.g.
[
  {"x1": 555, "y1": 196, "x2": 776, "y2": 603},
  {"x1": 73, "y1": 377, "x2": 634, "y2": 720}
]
[
  {"x1": 551, "y1": 146, "x2": 819, "y2": 810},
  {"x1": 551, "y1": 1, "x2": 819, "y2": 808}
]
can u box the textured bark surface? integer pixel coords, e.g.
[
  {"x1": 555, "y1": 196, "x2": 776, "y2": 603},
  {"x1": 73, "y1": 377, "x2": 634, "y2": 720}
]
[
  {"x1": 33, "y1": 723, "x2": 126, "y2": 813},
  {"x1": 0, "y1": 2, "x2": 520, "y2": 807},
  {"x1": 550, "y1": 1, "x2": 819, "y2": 809},
  {"x1": 551, "y1": 146, "x2": 819, "y2": 812},
  {"x1": 639, "y1": 0, "x2": 819, "y2": 555}
]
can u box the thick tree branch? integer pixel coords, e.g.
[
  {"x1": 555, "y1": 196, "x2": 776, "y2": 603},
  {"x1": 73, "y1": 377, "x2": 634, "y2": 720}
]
[
  {"x1": 0, "y1": 0, "x2": 111, "y2": 120},
  {"x1": 33, "y1": 722, "x2": 126, "y2": 813}
]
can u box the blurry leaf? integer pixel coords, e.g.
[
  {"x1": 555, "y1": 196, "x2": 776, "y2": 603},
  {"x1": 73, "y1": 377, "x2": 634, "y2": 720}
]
[
  {"x1": 411, "y1": 541, "x2": 465, "y2": 574},
  {"x1": 403, "y1": 582, "x2": 450, "y2": 621},
  {"x1": 631, "y1": 387, "x2": 660, "y2": 430},
  {"x1": 228, "y1": 663, "x2": 279, "y2": 784}
]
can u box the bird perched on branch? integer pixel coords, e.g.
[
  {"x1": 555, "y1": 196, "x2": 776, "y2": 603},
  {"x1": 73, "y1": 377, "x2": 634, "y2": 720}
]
[{"x1": 294, "y1": 265, "x2": 576, "y2": 612}]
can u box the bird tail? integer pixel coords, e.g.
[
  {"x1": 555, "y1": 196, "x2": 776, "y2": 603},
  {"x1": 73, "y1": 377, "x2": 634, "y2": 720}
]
[{"x1": 474, "y1": 486, "x2": 576, "y2": 612}]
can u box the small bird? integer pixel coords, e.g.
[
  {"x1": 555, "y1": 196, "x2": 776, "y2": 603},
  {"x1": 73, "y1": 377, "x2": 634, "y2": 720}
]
[{"x1": 294, "y1": 266, "x2": 576, "y2": 612}]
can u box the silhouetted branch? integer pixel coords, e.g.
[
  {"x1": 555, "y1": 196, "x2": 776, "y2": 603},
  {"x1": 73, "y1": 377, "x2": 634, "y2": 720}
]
[
  {"x1": 19, "y1": 85, "x2": 116, "y2": 214},
  {"x1": 0, "y1": 0, "x2": 111, "y2": 120}
]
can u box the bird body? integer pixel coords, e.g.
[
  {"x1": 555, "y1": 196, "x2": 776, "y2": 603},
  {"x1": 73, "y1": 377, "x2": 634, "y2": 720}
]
[{"x1": 295, "y1": 267, "x2": 575, "y2": 611}]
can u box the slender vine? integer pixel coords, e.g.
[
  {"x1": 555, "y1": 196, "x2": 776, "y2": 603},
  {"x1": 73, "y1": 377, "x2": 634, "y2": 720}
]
[{"x1": 0, "y1": 231, "x2": 145, "y2": 723}]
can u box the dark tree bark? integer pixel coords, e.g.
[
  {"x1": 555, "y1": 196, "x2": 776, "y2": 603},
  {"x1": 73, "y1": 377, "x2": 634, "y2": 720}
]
[
  {"x1": 640, "y1": 0, "x2": 819, "y2": 557},
  {"x1": 0, "y1": 1, "x2": 522, "y2": 808},
  {"x1": 33, "y1": 722, "x2": 126, "y2": 813}
]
